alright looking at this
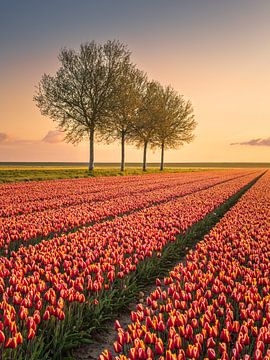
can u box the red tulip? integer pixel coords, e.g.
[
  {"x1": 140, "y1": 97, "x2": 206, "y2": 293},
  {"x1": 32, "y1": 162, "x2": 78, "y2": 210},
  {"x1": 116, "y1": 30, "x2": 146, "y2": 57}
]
[
  {"x1": 0, "y1": 330, "x2": 5, "y2": 343},
  {"x1": 207, "y1": 348, "x2": 216, "y2": 360},
  {"x1": 113, "y1": 341, "x2": 122, "y2": 353},
  {"x1": 114, "y1": 320, "x2": 122, "y2": 330},
  {"x1": 254, "y1": 349, "x2": 263, "y2": 360},
  {"x1": 220, "y1": 328, "x2": 231, "y2": 343},
  {"x1": 99, "y1": 350, "x2": 112, "y2": 360},
  {"x1": 16, "y1": 332, "x2": 23, "y2": 345},
  {"x1": 155, "y1": 339, "x2": 164, "y2": 355},
  {"x1": 5, "y1": 337, "x2": 17, "y2": 349},
  {"x1": 137, "y1": 348, "x2": 146, "y2": 359},
  {"x1": 173, "y1": 334, "x2": 182, "y2": 349},
  {"x1": 191, "y1": 318, "x2": 198, "y2": 329},
  {"x1": 157, "y1": 320, "x2": 166, "y2": 332},
  {"x1": 43, "y1": 310, "x2": 51, "y2": 321},
  {"x1": 146, "y1": 347, "x2": 154, "y2": 358},
  {"x1": 185, "y1": 324, "x2": 193, "y2": 339},
  {"x1": 129, "y1": 347, "x2": 137, "y2": 360},
  {"x1": 27, "y1": 328, "x2": 35, "y2": 341},
  {"x1": 207, "y1": 337, "x2": 216, "y2": 348},
  {"x1": 144, "y1": 332, "x2": 153, "y2": 345}
]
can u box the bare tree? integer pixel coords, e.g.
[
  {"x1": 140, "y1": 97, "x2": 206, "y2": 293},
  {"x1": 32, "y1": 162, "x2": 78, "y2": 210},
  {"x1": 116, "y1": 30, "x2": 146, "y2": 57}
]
[
  {"x1": 99, "y1": 65, "x2": 147, "y2": 171},
  {"x1": 131, "y1": 81, "x2": 161, "y2": 171},
  {"x1": 152, "y1": 86, "x2": 196, "y2": 170},
  {"x1": 34, "y1": 40, "x2": 131, "y2": 170}
]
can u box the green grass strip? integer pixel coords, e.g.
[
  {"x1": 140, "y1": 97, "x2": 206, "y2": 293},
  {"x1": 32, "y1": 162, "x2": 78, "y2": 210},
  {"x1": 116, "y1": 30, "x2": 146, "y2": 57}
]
[{"x1": 0, "y1": 167, "x2": 207, "y2": 184}]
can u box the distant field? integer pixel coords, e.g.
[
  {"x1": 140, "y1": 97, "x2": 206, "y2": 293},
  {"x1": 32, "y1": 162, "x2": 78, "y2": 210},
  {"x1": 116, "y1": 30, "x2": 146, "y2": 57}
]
[{"x1": 0, "y1": 162, "x2": 268, "y2": 183}]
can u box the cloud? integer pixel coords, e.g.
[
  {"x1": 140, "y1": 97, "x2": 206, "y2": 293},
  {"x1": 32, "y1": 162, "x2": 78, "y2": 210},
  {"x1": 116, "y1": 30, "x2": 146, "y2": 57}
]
[
  {"x1": 0, "y1": 133, "x2": 14, "y2": 143},
  {"x1": 231, "y1": 137, "x2": 270, "y2": 146},
  {"x1": 0, "y1": 132, "x2": 36, "y2": 146},
  {"x1": 0, "y1": 130, "x2": 65, "y2": 145},
  {"x1": 42, "y1": 130, "x2": 65, "y2": 144}
]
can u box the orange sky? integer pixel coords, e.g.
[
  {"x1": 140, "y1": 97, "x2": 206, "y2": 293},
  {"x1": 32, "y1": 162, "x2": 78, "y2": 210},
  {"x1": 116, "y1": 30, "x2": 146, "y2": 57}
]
[{"x1": 0, "y1": 1, "x2": 269, "y2": 163}]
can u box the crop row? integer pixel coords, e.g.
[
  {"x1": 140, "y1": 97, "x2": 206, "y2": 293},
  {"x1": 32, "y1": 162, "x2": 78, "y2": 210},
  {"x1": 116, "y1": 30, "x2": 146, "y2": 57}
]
[
  {"x1": 103, "y1": 171, "x2": 270, "y2": 360},
  {"x1": 0, "y1": 171, "x2": 226, "y2": 217},
  {"x1": 0, "y1": 171, "x2": 260, "y2": 358},
  {"x1": 0, "y1": 171, "x2": 217, "y2": 206},
  {"x1": 0, "y1": 171, "x2": 254, "y2": 252}
]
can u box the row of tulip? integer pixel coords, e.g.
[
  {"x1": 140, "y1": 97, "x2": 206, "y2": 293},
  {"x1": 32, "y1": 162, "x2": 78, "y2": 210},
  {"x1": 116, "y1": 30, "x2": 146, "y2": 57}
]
[
  {"x1": 0, "y1": 171, "x2": 261, "y2": 358},
  {"x1": 0, "y1": 171, "x2": 253, "y2": 252},
  {"x1": 0, "y1": 172, "x2": 219, "y2": 217},
  {"x1": 102, "y1": 171, "x2": 269, "y2": 360},
  {"x1": 0, "y1": 171, "x2": 226, "y2": 211}
]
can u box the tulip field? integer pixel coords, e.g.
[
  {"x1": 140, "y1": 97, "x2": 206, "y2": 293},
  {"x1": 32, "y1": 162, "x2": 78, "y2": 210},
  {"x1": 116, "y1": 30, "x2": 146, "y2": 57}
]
[
  {"x1": 0, "y1": 169, "x2": 267, "y2": 359},
  {"x1": 0, "y1": 170, "x2": 252, "y2": 254},
  {"x1": 100, "y1": 170, "x2": 270, "y2": 360}
]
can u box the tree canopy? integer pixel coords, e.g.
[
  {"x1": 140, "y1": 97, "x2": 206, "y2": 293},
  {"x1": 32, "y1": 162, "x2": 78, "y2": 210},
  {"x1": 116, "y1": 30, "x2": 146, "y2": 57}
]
[
  {"x1": 150, "y1": 85, "x2": 197, "y2": 170},
  {"x1": 34, "y1": 40, "x2": 131, "y2": 170},
  {"x1": 131, "y1": 81, "x2": 163, "y2": 171},
  {"x1": 34, "y1": 40, "x2": 197, "y2": 171},
  {"x1": 98, "y1": 65, "x2": 147, "y2": 171}
]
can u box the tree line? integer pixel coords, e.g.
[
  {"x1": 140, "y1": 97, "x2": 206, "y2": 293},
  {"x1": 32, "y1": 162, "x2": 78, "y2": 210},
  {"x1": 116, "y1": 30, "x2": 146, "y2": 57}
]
[{"x1": 34, "y1": 40, "x2": 197, "y2": 171}]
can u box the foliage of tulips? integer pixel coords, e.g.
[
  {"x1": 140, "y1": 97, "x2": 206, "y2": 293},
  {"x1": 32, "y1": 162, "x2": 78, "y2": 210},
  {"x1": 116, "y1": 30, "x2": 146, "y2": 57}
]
[
  {"x1": 0, "y1": 171, "x2": 253, "y2": 252},
  {"x1": 0, "y1": 170, "x2": 261, "y2": 358},
  {"x1": 102, "y1": 171, "x2": 270, "y2": 360}
]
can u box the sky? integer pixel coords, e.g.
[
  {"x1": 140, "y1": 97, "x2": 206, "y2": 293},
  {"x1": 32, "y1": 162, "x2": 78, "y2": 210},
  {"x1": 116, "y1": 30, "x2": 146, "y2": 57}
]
[{"x1": 0, "y1": 0, "x2": 269, "y2": 163}]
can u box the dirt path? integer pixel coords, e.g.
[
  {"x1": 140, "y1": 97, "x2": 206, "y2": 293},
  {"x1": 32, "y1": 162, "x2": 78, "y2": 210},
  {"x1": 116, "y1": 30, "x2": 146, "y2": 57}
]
[
  {"x1": 73, "y1": 284, "x2": 157, "y2": 359},
  {"x1": 73, "y1": 254, "x2": 187, "y2": 360}
]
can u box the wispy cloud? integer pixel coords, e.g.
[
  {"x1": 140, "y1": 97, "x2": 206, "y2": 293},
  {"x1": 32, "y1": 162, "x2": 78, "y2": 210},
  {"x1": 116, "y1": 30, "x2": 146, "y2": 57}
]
[
  {"x1": 0, "y1": 130, "x2": 65, "y2": 145},
  {"x1": 0, "y1": 133, "x2": 9, "y2": 144},
  {"x1": 42, "y1": 130, "x2": 65, "y2": 144},
  {"x1": 0, "y1": 132, "x2": 33, "y2": 145},
  {"x1": 231, "y1": 137, "x2": 270, "y2": 146}
]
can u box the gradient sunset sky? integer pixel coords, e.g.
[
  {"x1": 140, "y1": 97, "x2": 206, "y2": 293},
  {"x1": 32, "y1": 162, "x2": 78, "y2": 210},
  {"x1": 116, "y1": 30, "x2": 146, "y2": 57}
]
[{"x1": 0, "y1": 0, "x2": 269, "y2": 163}]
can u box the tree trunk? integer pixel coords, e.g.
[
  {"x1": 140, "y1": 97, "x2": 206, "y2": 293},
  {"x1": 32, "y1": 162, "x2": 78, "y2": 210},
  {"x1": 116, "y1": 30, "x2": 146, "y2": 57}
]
[
  {"x1": 160, "y1": 142, "x2": 165, "y2": 171},
  {"x1": 89, "y1": 128, "x2": 94, "y2": 171},
  {"x1": 143, "y1": 141, "x2": 148, "y2": 171},
  {"x1": 120, "y1": 131, "x2": 125, "y2": 172}
]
